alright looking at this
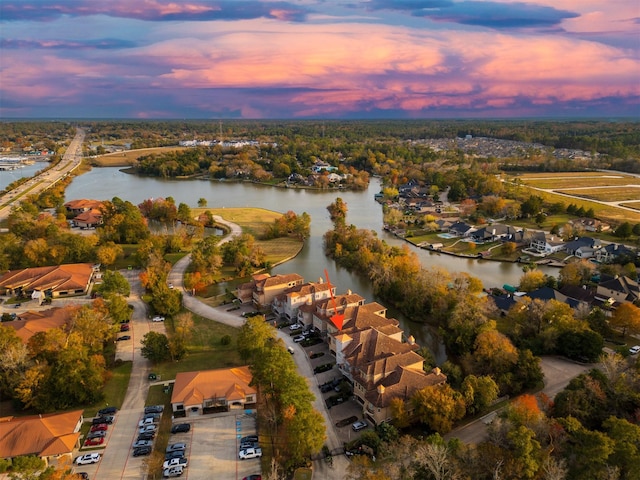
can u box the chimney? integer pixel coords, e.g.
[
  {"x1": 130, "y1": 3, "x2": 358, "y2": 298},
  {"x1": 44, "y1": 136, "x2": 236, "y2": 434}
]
[
  {"x1": 432, "y1": 367, "x2": 441, "y2": 376},
  {"x1": 377, "y1": 384, "x2": 386, "y2": 394},
  {"x1": 347, "y1": 289, "x2": 352, "y2": 295},
  {"x1": 407, "y1": 335, "x2": 415, "y2": 345}
]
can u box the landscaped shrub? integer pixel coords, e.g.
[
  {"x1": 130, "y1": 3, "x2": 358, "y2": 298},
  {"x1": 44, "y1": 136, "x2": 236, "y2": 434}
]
[{"x1": 220, "y1": 334, "x2": 232, "y2": 345}]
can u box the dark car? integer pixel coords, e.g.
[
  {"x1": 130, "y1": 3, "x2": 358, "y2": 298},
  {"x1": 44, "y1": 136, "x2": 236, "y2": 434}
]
[
  {"x1": 92, "y1": 415, "x2": 114, "y2": 425},
  {"x1": 240, "y1": 435, "x2": 258, "y2": 444},
  {"x1": 165, "y1": 451, "x2": 186, "y2": 461},
  {"x1": 144, "y1": 405, "x2": 164, "y2": 414},
  {"x1": 117, "y1": 335, "x2": 131, "y2": 341},
  {"x1": 137, "y1": 432, "x2": 156, "y2": 441},
  {"x1": 133, "y1": 446, "x2": 152, "y2": 457},
  {"x1": 76, "y1": 474, "x2": 89, "y2": 480},
  {"x1": 98, "y1": 406, "x2": 118, "y2": 415},
  {"x1": 170, "y1": 423, "x2": 190, "y2": 434},
  {"x1": 240, "y1": 441, "x2": 258, "y2": 450},
  {"x1": 120, "y1": 324, "x2": 130, "y2": 332}
]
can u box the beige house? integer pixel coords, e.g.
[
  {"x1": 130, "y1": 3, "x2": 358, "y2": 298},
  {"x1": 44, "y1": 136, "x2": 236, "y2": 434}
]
[
  {"x1": 171, "y1": 366, "x2": 257, "y2": 416},
  {"x1": 272, "y1": 280, "x2": 334, "y2": 321},
  {"x1": 236, "y1": 273, "x2": 304, "y2": 308},
  {"x1": 64, "y1": 199, "x2": 103, "y2": 215},
  {"x1": 0, "y1": 263, "x2": 97, "y2": 299},
  {"x1": 0, "y1": 410, "x2": 83, "y2": 465}
]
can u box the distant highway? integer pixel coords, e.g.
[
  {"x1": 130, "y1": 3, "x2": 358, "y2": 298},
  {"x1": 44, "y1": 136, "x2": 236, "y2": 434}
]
[{"x1": 0, "y1": 128, "x2": 85, "y2": 222}]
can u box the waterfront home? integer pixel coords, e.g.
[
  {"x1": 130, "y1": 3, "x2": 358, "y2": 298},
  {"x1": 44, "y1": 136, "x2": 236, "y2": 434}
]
[
  {"x1": 272, "y1": 279, "x2": 334, "y2": 321},
  {"x1": 595, "y1": 243, "x2": 636, "y2": 263},
  {"x1": 0, "y1": 263, "x2": 97, "y2": 299},
  {"x1": 236, "y1": 273, "x2": 304, "y2": 308},
  {"x1": 564, "y1": 237, "x2": 601, "y2": 258},
  {"x1": 527, "y1": 232, "x2": 565, "y2": 255}
]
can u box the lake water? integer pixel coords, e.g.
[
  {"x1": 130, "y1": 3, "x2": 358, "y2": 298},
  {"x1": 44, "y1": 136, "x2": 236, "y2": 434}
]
[
  {"x1": 0, "y1": 162, "x2": 47, "y2": 190},
  {"x1": 65, "y1": 167, "x2": 557, "y2": 361}
]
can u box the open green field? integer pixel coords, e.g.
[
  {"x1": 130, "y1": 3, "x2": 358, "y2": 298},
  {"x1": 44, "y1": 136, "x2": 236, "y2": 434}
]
[
  {"x1": 513, "y1": 174, "x2": 640, "y2": 190},
  {"x1": 92, "y1": 146, "x2": 188, "y2": 167},
  {"x1": 202, "y1": 207, "x2": 282, "y2": 236},
  {"x1": 557, "y1": 187, "x2": 640, "y2": 202}
]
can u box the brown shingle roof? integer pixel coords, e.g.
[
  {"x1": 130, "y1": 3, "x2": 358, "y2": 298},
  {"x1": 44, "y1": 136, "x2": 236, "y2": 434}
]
[
  {"x1": 171, "y1": 366, "x2": 256, "y2": 406},
  {"x1": 0, "y1": 263, "x2": 94, "y2": 294},
  {"x1": 365, "y1": 367, "x2": 447, "y2": 408},
  {"x1": 6, "y1": 306, "x2": 77, "y2": 343},
  {"x1": 0, "y1": 410, "x2": 82, "y2": 459}
]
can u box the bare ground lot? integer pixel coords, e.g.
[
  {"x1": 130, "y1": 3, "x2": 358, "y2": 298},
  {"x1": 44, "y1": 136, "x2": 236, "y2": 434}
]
[{"x1": 518, "y1": 175, "x2": 640, "y2": 189}]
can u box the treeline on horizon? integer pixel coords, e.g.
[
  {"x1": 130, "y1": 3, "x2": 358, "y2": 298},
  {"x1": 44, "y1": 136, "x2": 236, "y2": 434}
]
[{"x1": 1, "y1": 119, "x2": 639, "y2": 172}]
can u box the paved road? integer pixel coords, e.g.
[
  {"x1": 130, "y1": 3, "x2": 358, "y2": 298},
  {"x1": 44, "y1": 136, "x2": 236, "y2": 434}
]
[
  {"x1": 0, "y1": 127, "x2": 84, "y2": 222},
  {"x1": 445, "y1": 356, "x2": 594, "y2": 445}
]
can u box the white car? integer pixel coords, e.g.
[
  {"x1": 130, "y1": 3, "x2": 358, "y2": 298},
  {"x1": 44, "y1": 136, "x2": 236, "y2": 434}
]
[
  {"x1": 352, "y1": 420, "x2": 368, "y2": 432},
  {"x1": 289, "y1": 323, "x2": 303, "y2": 331},
  {"x1": 630, "y1": 345, "x2": 640, "y2": 355},
  {"x1": 75, "y1": 453, "x2": 101, "y2": 465},
  {"x1": 293, "y1": 334, "x2": 305, "y2": 343},
  {"x1": 163, "y1": 457, "x2": 188, "y2": 469},
  {"x1": 163, "y1": 466, "x2": 184, "y2": 478},
  {"x1": 238, "y1": 447, "x2": 262, "y2": 460},
  {"x1": 152, "y1": 316, "x2": 165, "y2": 322},
  {"x1": 138, "y1": 417, "x2": 157, "y2": 427}
]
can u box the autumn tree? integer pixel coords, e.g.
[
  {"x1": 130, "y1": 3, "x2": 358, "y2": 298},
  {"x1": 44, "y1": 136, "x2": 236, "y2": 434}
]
[
  {"x1": 519, "y1": 269, "x2": 546, "y2": 292},
  {"x1": 609, "y1": 303, "x2": 640, "y2": 337},
  {"x1": 140, "y1": 331, "x2": 171, "y2": 362},
  {"x1": 559, "y1": 259, "x2": 596, "y2": 287},
  {"x1": 327, "y1": 197, "x2": 348, "y2": 225},
  {"x1": 412, "y1": 384, "x2": 465, "y2": 434}
]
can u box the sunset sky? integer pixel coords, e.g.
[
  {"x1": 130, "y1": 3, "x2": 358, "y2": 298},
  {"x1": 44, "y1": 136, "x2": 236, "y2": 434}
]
[{"x1": 1, "y1": 0, "x2": 638, "y2": 119}]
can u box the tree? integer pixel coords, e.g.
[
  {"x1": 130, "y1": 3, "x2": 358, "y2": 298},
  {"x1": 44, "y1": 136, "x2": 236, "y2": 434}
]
[
  {"x1": 106, "y1": 294, "x2": 132, "y2": 325},
  {"x1": 177, "y1": 202, "x2": 192, "y2": 224},
  {"x1": 0, "y1": 325, "x2": 28, "y2": 397},
  {"x1": 519, "y1": 270, "x2": 546, "y2": 292},
  {"x1": 471, "y1": 329, "x2": 518, "y2": 376},
  {"x1": 9, "y1": 455, "x2": 47, "y2": 480},
  {"x1": 140, "y1": 331, "x2": 171, "y2": 362},
  {"x1": 614, "y1": 222, "x2": 633, "y2": 239},
  {"x1": 603, "y1": 416, "x2": 640, "y2": 478},
  {"x1": 559, "y1": 259, "x2": 595, "y2": 287},
  {"x1": 327, "y1": 198, "x2": 348, "y2": 225},
  {"x1": 96, "y1": 241, "x2": 123, "y2": 268},
  {"x1": 97, "y1": 270, "x2": 130, "y2": 297},
  {"x1": 412, "y1": 384, "x2": 466, "y2": 433},
  {"x1": 557, "y1": 329, "x2": 603, "y2": 362},
  {"x1": 197, "y1": 197, "x2": 207, "y2": 207},
  {"x1": 461, "y1": 374, "x2": 499, "y2": 415},
  {"x1": 609, "y1": 303, "x2": 640, "y2": 337}
]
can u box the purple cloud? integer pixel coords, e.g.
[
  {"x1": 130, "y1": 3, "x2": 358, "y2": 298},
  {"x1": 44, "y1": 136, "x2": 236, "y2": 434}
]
[
  {"x1": 1, "y1": 38, "x2": 137, "y2": 50},
  {"x1": 365, "y1": 0, "x2": 579, "y2": 29},
  {"x1": 0, "y1": 0, "x2": 311, "y2": 23}
]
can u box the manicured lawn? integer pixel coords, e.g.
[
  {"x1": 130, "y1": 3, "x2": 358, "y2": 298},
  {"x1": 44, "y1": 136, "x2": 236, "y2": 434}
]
[
  {"x1": 150, "y1": 314, "x2": 243, "y2": 381},
  {"x1": 261, "y1": 237, "x2": 304, "y2": 265},
  {"x1": 195, "y1": 207, "x2": 284, "y2": 237}
]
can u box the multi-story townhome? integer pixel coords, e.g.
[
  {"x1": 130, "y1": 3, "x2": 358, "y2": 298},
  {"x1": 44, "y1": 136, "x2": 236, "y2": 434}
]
[
  {"x1": 272, "y1": 280, "x2": 334, "y2": 321},
  {"x1": 595, "y1": 243, "x2": 636, "y2": 263},
  {"x1": 528, "y1": 231, "x2": 565, "y2": 255},
  {"x1": 301, "y1": 291, "x2": 366, "y2": 333},
  {"x1": 236, "y1": 273, "x2": 304, "y2": 309},
  {"x1": 595, "y1": 275, "x2": 639, "y2": 305}
]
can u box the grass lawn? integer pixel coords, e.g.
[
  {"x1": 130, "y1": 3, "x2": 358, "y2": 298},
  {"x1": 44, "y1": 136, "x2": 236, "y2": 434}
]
[
  {"x1": 149, "y1": 313, "x2": 243, "y2": 381},
  {"x1": 557, "y1": 187, "x2": 640, "y2": 202},
  {"x1": 196, "y1": 207, "x2": 283, "y2": 237},
  {"x1": 85, "y1": 360, "x2": 133, "y2": 417},
  {"x1": 293, "y1": 468, "x2": 313, "y2": 480},
  {"x1": 92, "y1": 147, "x2": 188, "y2": 167},
  {"x1": 620, "y1": 201, "x2": 640, "y2": 211}
]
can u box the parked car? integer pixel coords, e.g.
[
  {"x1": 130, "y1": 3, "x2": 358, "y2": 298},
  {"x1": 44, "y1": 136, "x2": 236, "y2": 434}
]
[
  {"x1": 239, "y1": 447, "x2": 262, "y2": 460},
  {"x1": 165, "y1": 451, "x2": 185, "y2": 461},
  {"x1": 240, "y1": 441, "x2": 258, "y2": 450},
  {"x1": 120, "y1": 324, "x2": 130, "y2": 332},
  {"x1": 117, "y1": 335, "x2": 131, "y2": 341},
  {"x1": 139, "y1": 424, "x2": 158, "y2": 434},
  {"x1": 630, "y1": 345, "x2": 640, "y2": 355},
  {"x1": 133, "y1": 440, "x2": 153, "y2": 448},
  {"x1": 137, "y1": 432, "x2": 156, "y2": 441},
  {"x1": 75, "y1": 453, "x2": 101, "y2": 465},
  {"x1": 133, "y1": 446, "x2": 152, "y2": 457},
  {"x1": 144, "y1": 405, "x2": 164, "y2": 414},
  {"x1": 243, "y1": 476, "x2": 262, "y2": 480},
  {"x1": 87, "y1": 430, "x2": 107, "y2": 439},
  {"x1": 76, "y1": 473, "x2": 89, "y2": 480},
  {"x1": 163, "y1": 466, "x2": 184, "y2": 478},
  {"x1": 352, "y1": 420, "x2": 368, "y2": 432},
  {"x1": 240, "y1": 435, "x2": 258, "y2": 444},
  {"x1": 287, "y1": 346, "x2": 295, "y2": 354},
  {"x1": 138, "y1": 417, "x2": 158, "y2": 427},
  {"x1": 90, "y1": 423, "x2": 108, "y2": 432},
  {"x1": 83, "y1": 437, "x2": 104, "y2": 447},
  {"x1": 163, "y1": 457, "x2": 188, "y2": 469},
  {"x1": 98, "y1": 406, "x2": 118, "y2": 415},
  {"x1": 144, "y1": 412, "x2": 161, "y2": 421},
  {"x1": 152, "y1": 316, "x2": 165, "y2": 322},
  {"x1": 171, "y1": 423, "x2": 190, "y2": 433},
  {"x1": 289, "y1": 323, "x2": 303, "y2": 331},
  {"x1": 92, "y1": 415, "x2": 114, "y2": 425},
  {"x1": 293, "y1": 334, "x2": 305, "y2": 343},
  {"x1": 166, "y1": 443, "x2": 187, "y2": 453}
]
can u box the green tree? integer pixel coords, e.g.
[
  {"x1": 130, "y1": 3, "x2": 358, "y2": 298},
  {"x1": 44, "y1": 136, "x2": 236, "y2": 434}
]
[
  {"x1": 106, "y1": 294, "x2": 132, "y2": 325},
  {"x1": 97, "y1": 270, "x2": 131, "y2": 297},
  {"x1": 461, "y1": 374, "x2": 499, "y2": 415},
  {"x1": 9, "y1": 455, "x2": 47, "y2": 480},
  {"x1": 327, "y1": 198, "x2": 348, "y2": 225},
  {"x1": 140, "y1": 331, "x2": 171, "y2": 362},
  {"x1": 614, "y1": 221, "x2": 633, "y2": 239},
  {"x1": 95, "y1": 241, "x2": 123, "y2": 268},
  {"x1": 177, "y1": 202, "x2": 192, "y2": 224},
  {"x1": 197, "y1": 198, "x2": 207, "y2": 207},
  {"x1": 559, "y1": 416, "x2": 615, "y2": 480}
]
